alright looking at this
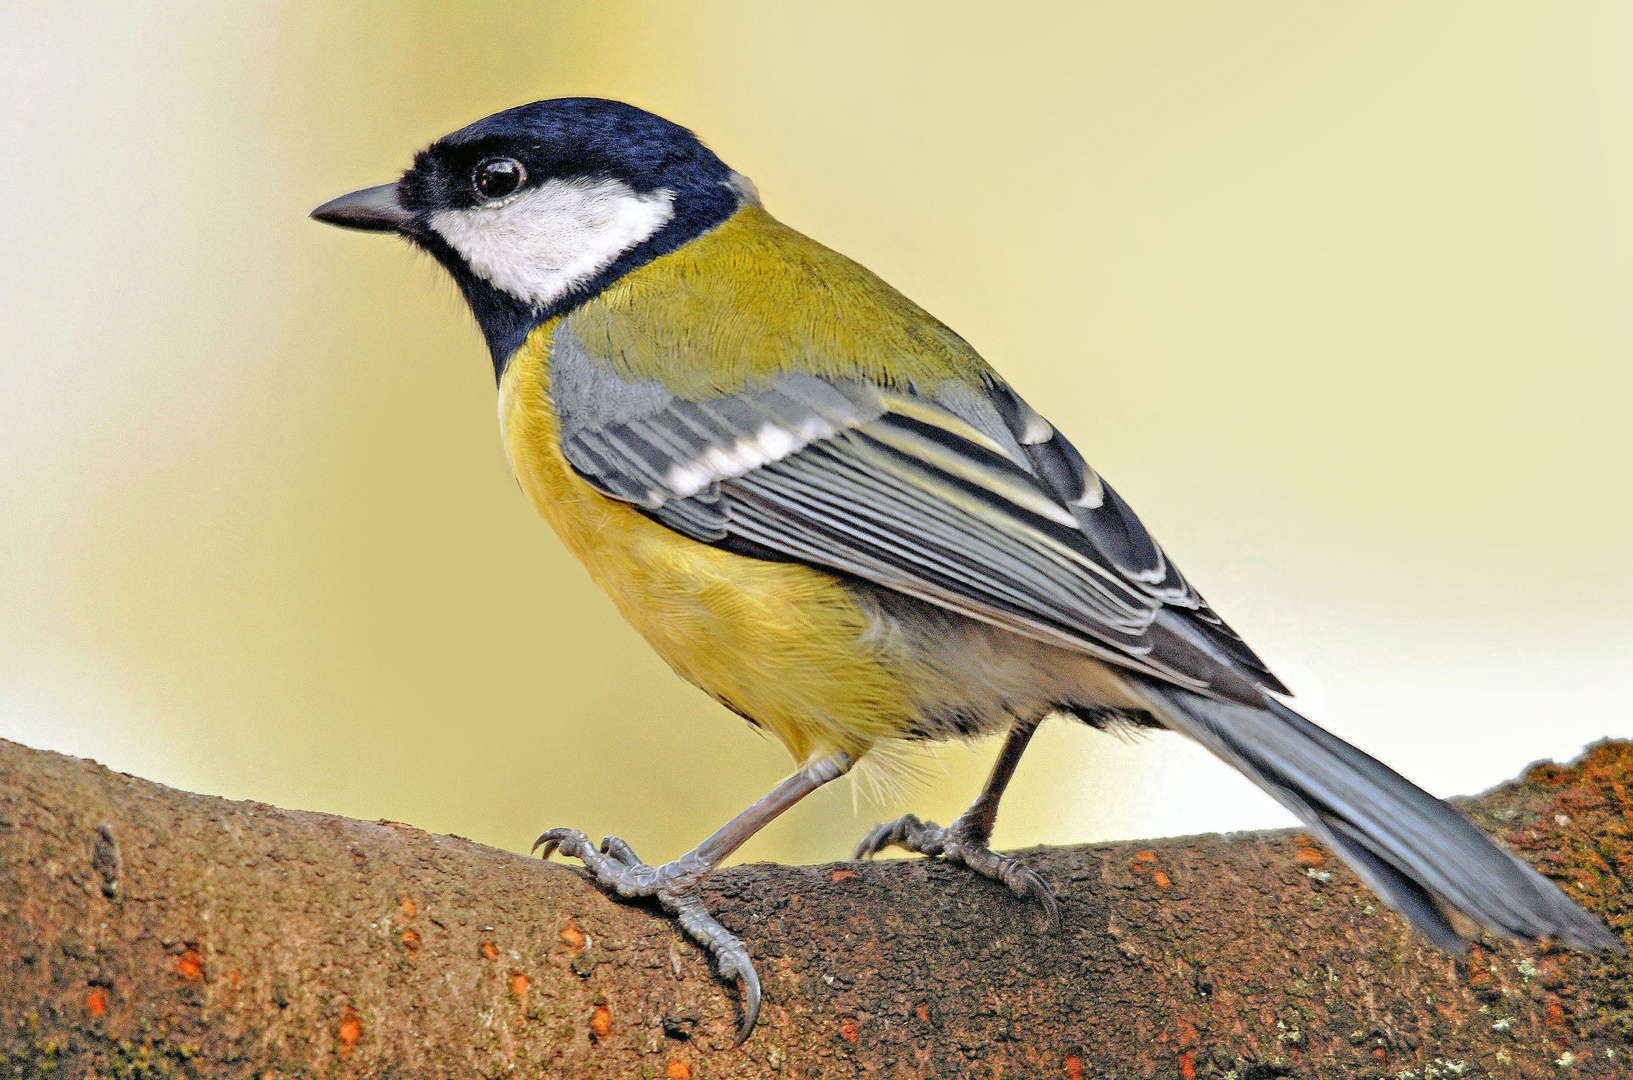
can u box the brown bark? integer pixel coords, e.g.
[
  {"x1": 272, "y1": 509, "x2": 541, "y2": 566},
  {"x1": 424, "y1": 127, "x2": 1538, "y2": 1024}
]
[{"x1": 1, "y1": 737, "x2": 1629, "y2": 1079}]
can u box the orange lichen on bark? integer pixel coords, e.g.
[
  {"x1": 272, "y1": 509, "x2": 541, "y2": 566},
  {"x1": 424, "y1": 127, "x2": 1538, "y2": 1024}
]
[
  {"x1": 1178, "y1": 1049, "x2": 1196, "y2": 1080},
  {"x1": 1151, "y1": 870, "x2": 1171, "y2": 888},
  {"x1": 176, "y1": 949, "x2": 203, "y2": 982},
  {"x1": 559, "y1": 920, "x2": 585, "y2": 955},
  {"x1": 1064, "y1": 1055, "x2": 1084, "y2": 1080},
  {"x1": 590, "y1": 1005, "x2": 611, "y2": 1039},
  {"x1": 509, "y1": 972, "x2": 529, "y2": 1000},
  {"x1": 830, "y1": 868, "x2": 858, "y2": 883},
  {"x1": 479, "y1": 940, "x2": 499, "y2": 961},
  {"x1": 337, "y1": 1008, "x2": 362, "y2": 1058},
  {"x1": 401, "y1": 928, "x2": 420, "y2": 950},
  {"x1": 84, "y1": 987, "x2": 106, "y2": 1017},
  {"x1": 666, "y1": 1058, "x2": 692, "y2": 1078},
  {"x1": 838, "y1": 1016, "x2": 859, "y2": 1043},
  {"x1": 397, "y1": 896, "x2": 416, "y2": 920},
  {"x1": 1294, "y1": 846, "x2": 1326, "y2": 868},
  {"x1": 1131, "y1": 850, "x2": 1163, "y2": 882}
]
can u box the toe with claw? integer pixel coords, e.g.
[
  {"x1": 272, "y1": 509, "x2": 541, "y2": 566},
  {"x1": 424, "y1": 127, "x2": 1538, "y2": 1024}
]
[
  {"x1": 854, "y1": 813, "x2": 1061, "y2": 931},
  {"x1": 533, "y1": 828, "x2": 762, "y2": 1041}
]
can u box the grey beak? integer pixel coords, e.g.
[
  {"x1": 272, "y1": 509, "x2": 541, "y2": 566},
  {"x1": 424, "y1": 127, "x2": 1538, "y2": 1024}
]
[{"x1": 310, "y1": 183, "x2": 415, "y2": 232}]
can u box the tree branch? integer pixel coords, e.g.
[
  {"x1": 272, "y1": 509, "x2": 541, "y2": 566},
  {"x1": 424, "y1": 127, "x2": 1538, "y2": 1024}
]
[{"x1": 2, "y1": 737, "x2": 1628, "y2": 1078}]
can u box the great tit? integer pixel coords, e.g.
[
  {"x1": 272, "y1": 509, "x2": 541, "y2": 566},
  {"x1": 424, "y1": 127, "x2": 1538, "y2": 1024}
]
[{"x1": 313, "y1": 97, "x2": 1622, "y2": 1040}]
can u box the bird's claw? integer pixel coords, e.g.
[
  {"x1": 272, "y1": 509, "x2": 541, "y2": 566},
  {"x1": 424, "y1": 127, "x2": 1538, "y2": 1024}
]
[
  {"x1": 531, "y1": 826, "x2": 591, "y2": 861},
  {"x1": 693, "y1": 917, "x2": 761, "y2": 1044},
  {"x1": 535, "y1": 827, "x2": 762, "y2": 1040},
  {"x1": 854, "y1": 813, "x2": 1061, "y2": 932}
]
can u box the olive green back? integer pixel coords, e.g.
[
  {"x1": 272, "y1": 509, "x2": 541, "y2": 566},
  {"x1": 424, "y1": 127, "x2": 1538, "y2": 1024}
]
[{"x1": 562, "y1": 206, "x2": 994, "y2": 399}]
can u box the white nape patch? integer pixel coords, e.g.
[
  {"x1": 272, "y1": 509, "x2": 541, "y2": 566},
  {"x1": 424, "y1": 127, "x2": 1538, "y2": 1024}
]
[
  {"x1": 430, "y1": 178, "x2": 675, "y2": 309},
  {"x1": 724, "y1": 170, "x2": 761, "y2": 207},
  {"x1": 665, "y1": 417, "x2": 837, "y2": 498}
]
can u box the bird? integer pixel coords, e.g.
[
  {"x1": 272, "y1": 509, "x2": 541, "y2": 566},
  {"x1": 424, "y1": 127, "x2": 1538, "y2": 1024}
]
[{"x1": 312, "y1": 97, "x2": 1623, "y2": 1040}]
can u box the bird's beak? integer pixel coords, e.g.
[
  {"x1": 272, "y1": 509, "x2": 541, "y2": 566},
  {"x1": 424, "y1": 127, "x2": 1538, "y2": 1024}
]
[{"x1": 310, "y1": 183, "x2": 415, "y2": 233}]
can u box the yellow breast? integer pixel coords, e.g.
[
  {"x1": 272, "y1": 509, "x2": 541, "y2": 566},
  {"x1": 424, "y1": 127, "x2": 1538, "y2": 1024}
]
[{"x1": 497, "y1": 324, "x2": 914, "y2": 765}]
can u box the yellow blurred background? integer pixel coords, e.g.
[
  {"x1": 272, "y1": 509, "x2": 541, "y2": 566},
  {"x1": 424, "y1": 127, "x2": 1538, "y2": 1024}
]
[{"x1": 2, "y1": 2, "x2": 1629, "y2": 869}]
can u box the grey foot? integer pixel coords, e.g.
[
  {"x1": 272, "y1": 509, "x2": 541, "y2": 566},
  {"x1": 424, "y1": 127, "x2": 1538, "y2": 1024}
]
[
  {"x1": 533, "y1": 828, "x2": 761, "y2": 1042},
  {"x1": 853, "y1": 813, "x2": 1061, "y2": 931}
]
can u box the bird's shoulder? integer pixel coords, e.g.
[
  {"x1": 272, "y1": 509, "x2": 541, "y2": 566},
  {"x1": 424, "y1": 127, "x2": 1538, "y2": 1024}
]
[{"x1": 559, "y1": 204, "x2": 994, "y2": 399}]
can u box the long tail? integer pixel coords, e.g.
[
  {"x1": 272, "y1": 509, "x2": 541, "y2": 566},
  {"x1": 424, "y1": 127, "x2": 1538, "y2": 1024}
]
[{"x1": 1131, "y1": 677, "x2": 1623, "y2": 954}]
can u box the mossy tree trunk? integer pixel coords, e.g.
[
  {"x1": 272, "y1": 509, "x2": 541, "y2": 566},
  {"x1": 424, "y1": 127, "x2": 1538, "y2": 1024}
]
[{"x1": 1, "y1": 737, "x2": 1629, "y2": 1079}]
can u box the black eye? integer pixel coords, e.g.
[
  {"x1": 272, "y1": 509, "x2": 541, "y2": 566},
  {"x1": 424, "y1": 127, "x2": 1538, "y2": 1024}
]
[{"x1": 474, "y1": 157, "x2": 525, "y2": 200}]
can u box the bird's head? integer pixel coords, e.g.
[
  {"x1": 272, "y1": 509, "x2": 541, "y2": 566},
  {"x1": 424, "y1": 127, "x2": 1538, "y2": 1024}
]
[{"x1": 312, "y1": 98, "x2": 753, "y2": 368}]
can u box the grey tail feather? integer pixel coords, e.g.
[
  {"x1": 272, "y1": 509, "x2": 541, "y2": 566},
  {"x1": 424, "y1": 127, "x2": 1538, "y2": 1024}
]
[{"x1": 1132, "y1": 678, "x2": 1624, "y2": 955}]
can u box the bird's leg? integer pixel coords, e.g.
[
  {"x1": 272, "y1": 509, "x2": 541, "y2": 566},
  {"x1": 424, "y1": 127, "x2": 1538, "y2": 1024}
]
[
  {"x1": 534, "y1": 752, "x2": 851, "y2": 1042},
  {"x1": 854, "y1": 716, "x2": 1059, "y2": 929}
]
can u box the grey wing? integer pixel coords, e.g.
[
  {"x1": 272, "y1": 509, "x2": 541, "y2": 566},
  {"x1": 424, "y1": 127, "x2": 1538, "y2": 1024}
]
[{"x1": 551, "y1": 342, "x2": 1284, "y2": 704}]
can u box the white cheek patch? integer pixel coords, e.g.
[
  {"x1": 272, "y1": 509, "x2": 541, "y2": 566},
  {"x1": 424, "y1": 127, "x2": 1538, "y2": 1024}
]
[{"x1": 430, "y1": 178, "x2": 676, "y2": 309}]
